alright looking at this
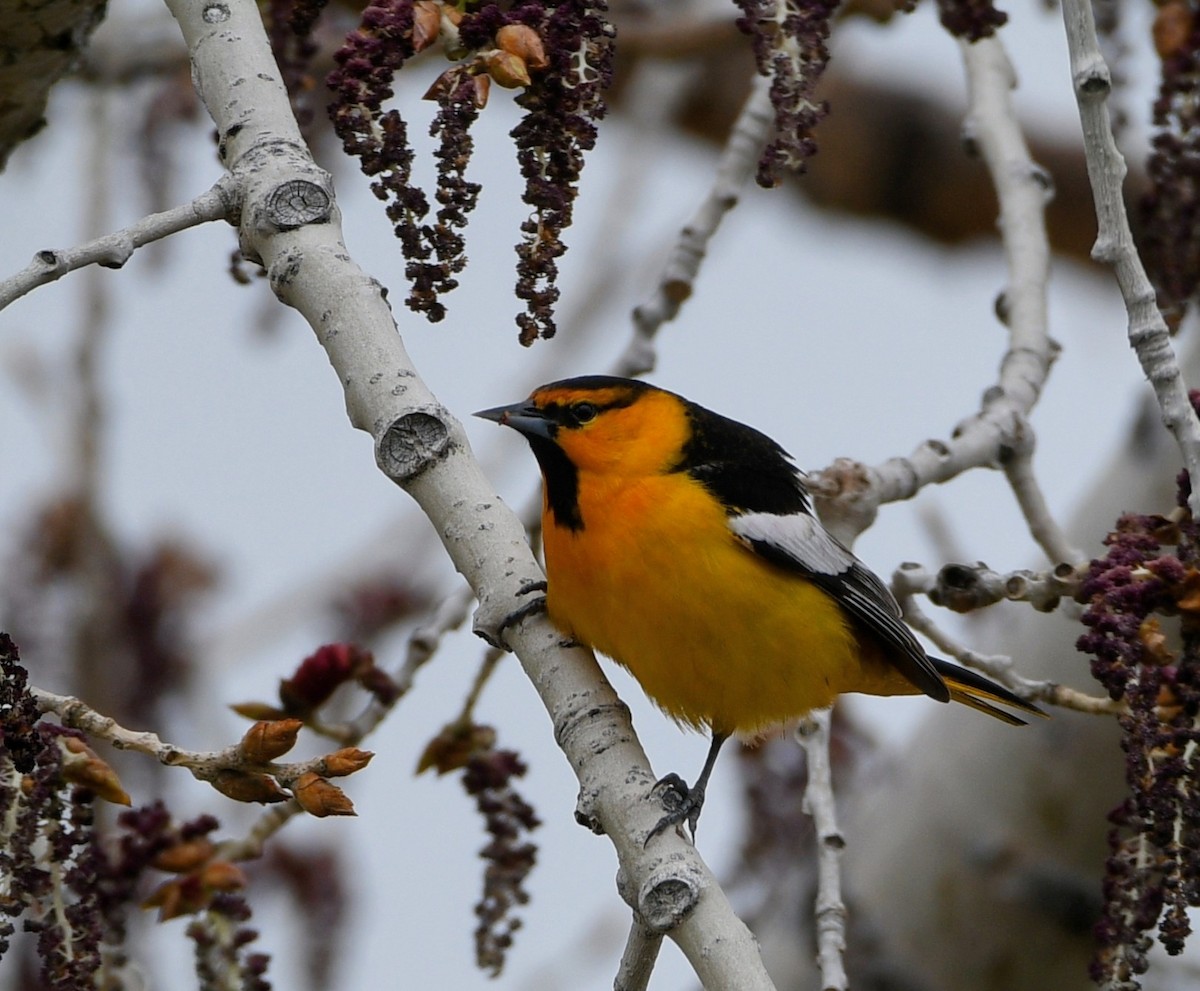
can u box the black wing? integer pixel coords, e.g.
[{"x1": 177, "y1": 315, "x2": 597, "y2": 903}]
[{"x1": 728, "y1": 510, "x2": 950, "y2": 702}]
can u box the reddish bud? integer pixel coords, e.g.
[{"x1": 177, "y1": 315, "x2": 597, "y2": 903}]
[{"x1": 280, "y1": 643, "x2": 373, "y2": 713}]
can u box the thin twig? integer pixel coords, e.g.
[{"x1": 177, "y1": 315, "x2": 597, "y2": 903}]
[
  {"x1": 796, "y1": 711, "x2": 848, "y2": 991},
  {"x1": 33, "y1": 687, "x2": 369, "y2": 788},
  {"x1": 0, "y1": 176, "x2": 238, "y2": 311},
  {"x1": 892, "y1": 559, "x2": 1081, "y2": 613},
  {"x1": 891, "y1": 569, "x2": 1123, "y2": 716},
  {"x1": 618, "y1": 71, "x2": 773, "y2": 377},
  {"x1": 1060, "y1": 0, "x2": 1200, "y2": 518},
  {"x1": 613, "y1": 920, "x2": 663, "y2": 991}
]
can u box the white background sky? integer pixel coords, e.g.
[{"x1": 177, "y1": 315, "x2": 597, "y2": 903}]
[{"x1": 0, "y1": 0, "x2": 1172, "y2": 987}]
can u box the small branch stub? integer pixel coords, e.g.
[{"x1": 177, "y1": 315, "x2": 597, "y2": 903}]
[
  {"x1": 638, "y1": 867, "x2": 703, "y2": 933},
  {"x1": 376, "y1": 410, "x2": 452, "y2": 482}
]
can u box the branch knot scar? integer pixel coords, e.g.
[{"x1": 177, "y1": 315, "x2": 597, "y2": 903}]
[
  {"x1": 266, "y1": 181, "x2": 331, "y2": 230},
  {"x1": 376, "y1": 410, "x2": 451, "y2": 481}
]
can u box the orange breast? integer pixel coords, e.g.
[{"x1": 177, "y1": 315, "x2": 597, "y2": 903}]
[{"x1": 541, "y1": 469, "x2": 873, "y2": 736}]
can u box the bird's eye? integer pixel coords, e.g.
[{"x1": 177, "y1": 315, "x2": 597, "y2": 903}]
[{"x1": 571, "y1": 402, "x2": 598, "y2": 425}]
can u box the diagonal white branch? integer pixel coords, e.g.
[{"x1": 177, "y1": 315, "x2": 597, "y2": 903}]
[{"x1": 161, "y1": 0, "x2": 777, "y2": 986}]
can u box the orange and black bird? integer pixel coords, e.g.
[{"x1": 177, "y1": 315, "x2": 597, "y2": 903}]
[{"x1": 476, "y1": 376, "x2": 1042, "y2": 838}]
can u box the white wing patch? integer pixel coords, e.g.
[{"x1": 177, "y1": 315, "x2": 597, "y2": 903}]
[{"x1": 731, "y1": 511, "x2": 856, "y2": 577}]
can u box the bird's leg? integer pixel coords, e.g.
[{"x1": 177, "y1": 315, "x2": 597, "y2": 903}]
[
  {"x1": 496, "y1": 580, "x2": 548, "y2": 642},
  {"x1": 647, "y1": 731, "x2": 730, "y2": 844}
]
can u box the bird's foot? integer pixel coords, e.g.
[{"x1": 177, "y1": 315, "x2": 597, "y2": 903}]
[
  {"x1": 646, "y1": 772, "x2": 707, "y2": 845},
  {"x1": 496, "y1": 581, "x2": 548, "y2": 644}
]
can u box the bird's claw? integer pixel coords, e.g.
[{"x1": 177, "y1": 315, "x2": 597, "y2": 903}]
[
  {"x1": 495, "y1": 581, "x2": 549, "y2": 645},
  {"x1": 646, "y1": 772, "x2": 706, "y2": 845}
]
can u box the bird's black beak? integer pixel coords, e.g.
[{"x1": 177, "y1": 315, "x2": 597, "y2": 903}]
[{"x1": 473, "y1": 401, "x2": 555, "y2": 440}]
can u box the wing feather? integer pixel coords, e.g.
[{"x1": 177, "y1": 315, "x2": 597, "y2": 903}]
[{"x1": 729, "y1": 511, "x2": 950, "y2": 702}]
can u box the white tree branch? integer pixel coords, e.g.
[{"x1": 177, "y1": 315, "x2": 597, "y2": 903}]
[
  {"x1": 813, "y1": 36, "x2": 1075, "y2": 566},
  {"x1": 162, "y1": 0, "x2": 776, "y2": 985},
  {"x1": 0, "y1": 177, "x2": 239, "y2": 311},
  {"x1": 1060, "y1": 0, "x2": 1200, "y2": 518},
  {"x1": 797, "y1": 711, "x2": 848, "y2": 991},
  {"x1": 619, "y1": 71, "x2": 774, "y2": 377}
]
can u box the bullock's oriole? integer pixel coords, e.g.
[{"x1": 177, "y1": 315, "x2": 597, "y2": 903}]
[{"x1": 476, "y1": 376, "x2": 1042, "y2": 839}]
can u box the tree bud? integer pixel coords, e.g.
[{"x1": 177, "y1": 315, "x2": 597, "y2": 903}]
[
  {"x1": 412, "y1": 1, "x2": 442, "y2": 52},
  {"x1": 322, "y1": 748, "x2": 374, "y2": 777},
  {"x1": 485, "y1": 50, "x2": 531, "y2": 89},
  {"x1": 239, "y1": 718, "x2": 303, "y2": 763},
  {"x1": 211, "y1": 769, "x2": 289, "y2": 804},
  {"x1": 292, "y1": 771, "x2": 356, "y2": 817},
  {"x1": 496, "y1": 24, "x2": 548, "y2": 70},
  {"x1": 153, "y1": 838, "x2": 216, "y2": 874}
]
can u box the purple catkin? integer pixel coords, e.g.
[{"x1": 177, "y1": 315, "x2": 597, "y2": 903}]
[
  {"x1": 1079, "y1": 498, "x2": 1200, "y2": 987},
  {"x1": 327, "y1": 0, "x2": 613, "y2": 340}
]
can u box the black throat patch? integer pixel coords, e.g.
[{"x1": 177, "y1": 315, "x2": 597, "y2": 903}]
[{"x1": 527, "y1": 434, "x2": 585, "y2": 531}]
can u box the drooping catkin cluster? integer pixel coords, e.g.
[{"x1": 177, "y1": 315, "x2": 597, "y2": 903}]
[
  {"x1": 1, "y1": 638, "x2": 267, "y2": 989},
  {"x1": 416, "y1": 718, "x2": 541, "y2": 976},
  {"x1": 326, "y1": 0, "x2": 613, "y2": 343},
  {"x1": 1077, "y1": 498, "x2": 1200, "y2": 989},
  {"x1": 1140, "y1": 3, "x2": 1200, "y2": 331},
  {"x1": 733, "y1": 0, "x2": 840, "y2": 187},
  {"x1": 463, "y1": 748, "x2": 541, "y2": 975}
]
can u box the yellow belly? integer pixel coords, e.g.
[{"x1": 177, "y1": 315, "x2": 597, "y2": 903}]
[{"x1": 543, "y1": 470, "x2": 878, "y2": 736}]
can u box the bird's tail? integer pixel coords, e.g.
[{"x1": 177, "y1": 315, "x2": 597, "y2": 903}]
[{"x1": 931, "y1": 658, "x2": 1047, "y2": 726}]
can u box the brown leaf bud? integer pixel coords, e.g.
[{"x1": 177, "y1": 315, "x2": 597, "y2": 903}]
[
  {"x1": 230, "y1": 701, "x2": 288, "y2": 721},
  {"x1": 322, "y1": 748, "x2": 374, "y2": 777},
  {"x1": 471, "y1": 73, "x2": 491, "y2": 109},
  {"x1": 412, "y1": 1, "x2": 442, "y2": 52},
  {"x1": 1178, "y1": 570, "x2": 1200, "y2": 615},
  {"x1": 153, "y1": 838, "x2": 216, "y2": 874},
  {"x1": 239, "y1": 718, "x2": 303, "y2": 763},
  {"x1": 424, "y1": 68, "x2": 456, "y2": 102},
  {"x1": 416, "y1": 722, "x2": 496, "y2": 775},
  {"x1": 144, "y1": 878, "x2": 191, "y2": 921},
  {"x1": 485, "y1": 50, "x2": 531, "y2": 89},
  {"x1": 211, "y1": 769, "x2": 290, "y2": 804},
  {"x1": 292, "y1": 771, "x2": 356, "y2": 817},
  {"x1": 198, "y1": 860, "x2": 248, "y2": 892},
  {"x1": 58, "y1": 739, "x2": 132, "y2": 805},
  {"x1": 1154, "y1": 2, "x2": 1192, "y2": 58},
  {"x1": 496, "y1": 25, "x2": 548, "y2": 71}
]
